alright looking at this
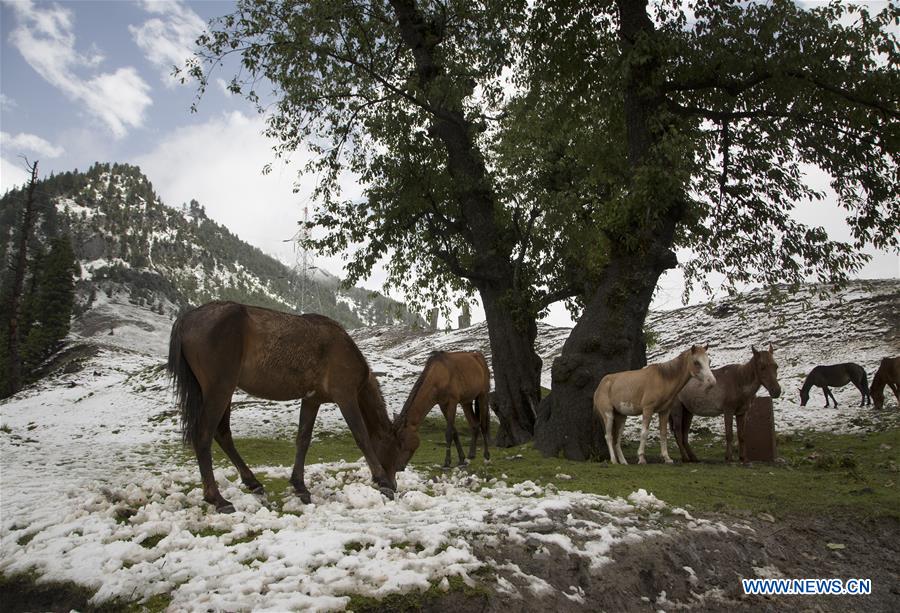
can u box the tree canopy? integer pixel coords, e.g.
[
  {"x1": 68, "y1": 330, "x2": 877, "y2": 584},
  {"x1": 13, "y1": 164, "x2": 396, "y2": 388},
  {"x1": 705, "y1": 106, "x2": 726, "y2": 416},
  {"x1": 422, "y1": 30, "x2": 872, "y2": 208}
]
[{"x1": 187, "y1": 0, "x2": 898, "y2": 449}]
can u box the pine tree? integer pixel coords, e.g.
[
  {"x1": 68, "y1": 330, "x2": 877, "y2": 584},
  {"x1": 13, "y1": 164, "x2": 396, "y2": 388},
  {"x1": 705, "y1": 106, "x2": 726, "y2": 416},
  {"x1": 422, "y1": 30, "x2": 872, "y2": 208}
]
[{"x1": 21, "y1": 236, "x2": 77, "y2": 374}]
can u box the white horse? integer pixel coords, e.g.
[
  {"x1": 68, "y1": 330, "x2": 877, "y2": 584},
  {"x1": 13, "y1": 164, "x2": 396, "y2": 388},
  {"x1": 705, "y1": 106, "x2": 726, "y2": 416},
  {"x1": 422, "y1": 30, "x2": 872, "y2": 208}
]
[{"x1": 593, "y1": 345, "x2": 716, "y2": 464}]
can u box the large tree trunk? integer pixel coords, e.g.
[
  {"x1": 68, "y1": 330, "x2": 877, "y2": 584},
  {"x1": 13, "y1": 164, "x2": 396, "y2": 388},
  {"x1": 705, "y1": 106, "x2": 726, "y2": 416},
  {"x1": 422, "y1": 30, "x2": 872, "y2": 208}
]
[
  {"x1": 4, "y1": 160, "x2": 39, "y2": 398},
  {"x1": 390, "y1": 0, "x2": 542, "y2": 444},
  {"x1": 534, "y1": 0, "x2": 682, "y2": 458},
  {"x1": 480, "y1": 284, "x2": 541, "y2": 446},
  {"x1": 534, "y1": 244, "x2": 676, "y2": 459}
]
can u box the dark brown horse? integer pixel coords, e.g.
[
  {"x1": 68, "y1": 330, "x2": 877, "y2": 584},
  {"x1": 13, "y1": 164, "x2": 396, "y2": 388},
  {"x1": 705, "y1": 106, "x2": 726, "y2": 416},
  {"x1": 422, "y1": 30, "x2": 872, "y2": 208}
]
[
  {"x1": 669, "y1": 345, "x2": 781, "y2": 463},
  {"x1": 872, "y1": 356, "x2": 900, "y2": 410},
  {"x1": 168, "y1": 301, "x2": 400, "y2": 513},
  {"x1": 394, "y1": 351, "x2": 491, "y2": 468},
  {"x1": 800, "y1": 363, "x2": 870, "y2": 407}
]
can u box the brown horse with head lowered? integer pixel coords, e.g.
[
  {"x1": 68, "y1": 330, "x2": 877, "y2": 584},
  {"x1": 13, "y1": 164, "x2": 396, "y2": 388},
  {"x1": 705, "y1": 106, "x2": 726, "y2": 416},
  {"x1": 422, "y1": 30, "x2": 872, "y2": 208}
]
[
  {"x1": 395, "y1": 351, "x2": 491, "y2": 469},
  {"x1": 872, "y1": 356, "x2": 900, "y2": 410},
  {"x1": 669, "y1": 344, "x2": 781, "y2": 463},
  {"x1": 168, "y1": 301, "x2": 401, "y2": 513},
  {"x1": 594, "y1": 345, "x2": 716, "y2": 465}
]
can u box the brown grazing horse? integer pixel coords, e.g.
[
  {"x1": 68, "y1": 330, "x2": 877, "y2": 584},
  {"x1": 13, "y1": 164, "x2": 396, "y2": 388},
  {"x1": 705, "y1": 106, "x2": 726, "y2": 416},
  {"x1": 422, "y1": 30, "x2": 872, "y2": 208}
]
[
  {"x1": 669, "y1": 345, "x2": 781, "y2": 463},
  {"x1": 168, "y1": 301, "x2": 401, "y2": 513},
  {"x1": 395, "y1": 351, "x2": 491, "y2": 468},
  {"x1": 872, "y1": 356, "x2": 900, "y2": 410},
  {"x1": 593, "y1": 345, "x2": 715, "y2": 465},
  {"x1": 799, "y1": 363, "x2": 870, "y2": 407}
]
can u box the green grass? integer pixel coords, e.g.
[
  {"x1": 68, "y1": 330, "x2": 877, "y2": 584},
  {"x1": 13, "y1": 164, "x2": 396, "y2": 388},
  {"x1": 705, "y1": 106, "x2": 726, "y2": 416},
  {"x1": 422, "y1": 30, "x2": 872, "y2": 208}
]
[
  {"x1": 161, "y1": 415, "x2": 900, "y2": 520},
  {"x1": 344, "y1": 574, "x2": 490, "y2": 612}
]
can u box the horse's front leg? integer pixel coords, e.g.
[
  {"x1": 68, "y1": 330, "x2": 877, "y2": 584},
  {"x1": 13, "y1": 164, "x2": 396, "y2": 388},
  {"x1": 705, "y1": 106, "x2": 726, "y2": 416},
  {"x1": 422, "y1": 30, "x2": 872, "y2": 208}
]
[
  {"x1": 336, "y1": 396, "x2": 395, "y2": 497},
  {"x1": 724, "y1": 410, "x2": 735, "y2": 462},
  {"x1": 823, "y1": 386, "x2": 834, "y2": 407},
  {"x1": 638, "y1": 409, "x2": 652, "y2": 464},
  {"x1": 290, "y1": 399, "x2": 321, "y2": 504},
  {"x1": 658, "y1": 409, "x2": 673, "y2": 464}
]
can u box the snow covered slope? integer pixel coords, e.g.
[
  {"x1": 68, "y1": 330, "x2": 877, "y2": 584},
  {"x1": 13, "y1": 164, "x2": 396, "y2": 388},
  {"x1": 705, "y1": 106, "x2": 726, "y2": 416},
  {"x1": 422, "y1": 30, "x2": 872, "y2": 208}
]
[{"x1": 0, "y1": 279, "x2": 897, "y2": 609}]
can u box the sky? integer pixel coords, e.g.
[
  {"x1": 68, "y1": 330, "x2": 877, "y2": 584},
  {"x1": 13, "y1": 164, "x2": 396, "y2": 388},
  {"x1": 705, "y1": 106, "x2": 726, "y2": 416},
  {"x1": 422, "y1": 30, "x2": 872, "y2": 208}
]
[{"x1": 0, "y1": 0, "x2": 897, "y2": 328}]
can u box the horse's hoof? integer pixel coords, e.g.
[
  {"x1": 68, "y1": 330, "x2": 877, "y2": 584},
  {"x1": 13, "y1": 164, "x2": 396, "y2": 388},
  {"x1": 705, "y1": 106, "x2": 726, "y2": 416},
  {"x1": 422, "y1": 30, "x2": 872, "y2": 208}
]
[
  {"x1": 441, "y1": 464, "x2": 452, "y2": 471},
  {"x1": 483, "y1": 457, "x2": 491, "y2": 464},
  {"x1": 250, "y1": 485, "x2": 266, "y2": 497},
  {"x1": 295, "y1": 491, "x2": 311, "y2": 504},
  {"x1": 218, "y1": 503, "x2": 236, "y2": 514},
  {"x1": 638, "y1": 458, "x2": 646, "y2": 465},
  {"x1": 378, "y1": 486, "x2": 395, "y2": 500},
  {"x1": 664, "y1": 458, "x2": 674, "y2": 465}
]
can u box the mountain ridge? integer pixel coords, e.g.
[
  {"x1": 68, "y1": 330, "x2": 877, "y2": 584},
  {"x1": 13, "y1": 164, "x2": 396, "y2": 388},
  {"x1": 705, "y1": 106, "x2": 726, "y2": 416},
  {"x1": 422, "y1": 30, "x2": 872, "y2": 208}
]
[{"x1": 0, "y1": 162, "x2": 419, "y2": 330}]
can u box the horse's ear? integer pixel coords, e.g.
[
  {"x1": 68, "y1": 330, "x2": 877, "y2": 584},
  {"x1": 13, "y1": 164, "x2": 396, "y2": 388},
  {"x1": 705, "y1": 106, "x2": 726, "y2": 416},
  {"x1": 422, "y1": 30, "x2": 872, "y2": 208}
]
[
  {"x1": 703, "y1": 343, "x2": 709, "y2": 351},
  {"x1": 751, "y1": 345, "x2": 758, "y2": 355},
  {"x1": 691, "y1": 344, "x2": 698, "y2": 354},
  {"x1": 768, "y1": 342, "x2": 774, "y2": 353}
]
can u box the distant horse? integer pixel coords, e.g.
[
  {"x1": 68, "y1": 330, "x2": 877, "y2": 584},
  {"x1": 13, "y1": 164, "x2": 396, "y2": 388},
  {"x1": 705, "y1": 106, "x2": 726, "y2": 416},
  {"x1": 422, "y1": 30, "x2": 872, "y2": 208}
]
[
  {"x1": 799, "y1": 363, "x2": 870, "y2": 407},
  {"x1": 669, "y1": 344, "x2": 781, "y2": 463},
  {"x1": 872, "y1": 356, "x2": 900, "y2": 410},
  {"x1": 594, "y1": 345, "x2": 716, "y2": 465},
  {"x1": 395, "y1": 351, "x2": 491, "y2": 468},
  {"x1": 168, "y1": 301, "x2": 401, "y2": 513}
]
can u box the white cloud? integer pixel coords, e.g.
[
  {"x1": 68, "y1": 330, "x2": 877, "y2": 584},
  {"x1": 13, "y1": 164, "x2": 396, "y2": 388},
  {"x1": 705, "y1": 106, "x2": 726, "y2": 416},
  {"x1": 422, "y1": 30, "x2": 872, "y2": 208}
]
[
  {"x1": 6, "y1": 0, "x2": 152, "y2": 138},
  {"x1": 129, "y1": 0, "x2": 205, "y2": 87},
  {"x1": 1, "y1": 131, "x2": 65, "y2": 158},
  {"x1": 0, "y1": 94, "x2": 17, "y2": 110},
  {"x1": 0, "y1": 156, "x2": 32, "y2": 194},
  {"x1": 132, "y1": 111, "x2": 364, "y2": 275}
]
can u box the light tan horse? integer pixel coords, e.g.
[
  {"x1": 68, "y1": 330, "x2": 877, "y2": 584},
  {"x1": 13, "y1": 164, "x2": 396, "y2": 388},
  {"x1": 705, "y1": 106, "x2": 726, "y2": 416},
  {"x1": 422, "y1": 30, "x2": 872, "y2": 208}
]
[
  {"x1": 593, "y1": 345, "x2": 715, "y2": 464},
  {"x1": 393, "y1": 351, "x2": 491, "y2": 469},
  {"x1": 669, "y1": 345, "x2": 781, "y2": 463},
  {"x1": 872, "y1": 356, "x2": 900, "y2": 410}
]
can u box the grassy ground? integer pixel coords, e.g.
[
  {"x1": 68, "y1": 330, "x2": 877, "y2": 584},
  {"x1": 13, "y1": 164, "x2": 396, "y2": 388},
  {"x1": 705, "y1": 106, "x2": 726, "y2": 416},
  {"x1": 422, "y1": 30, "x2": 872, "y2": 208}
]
[{"x1": 168, "y1": 415, "x2": 900, "y2": 520}]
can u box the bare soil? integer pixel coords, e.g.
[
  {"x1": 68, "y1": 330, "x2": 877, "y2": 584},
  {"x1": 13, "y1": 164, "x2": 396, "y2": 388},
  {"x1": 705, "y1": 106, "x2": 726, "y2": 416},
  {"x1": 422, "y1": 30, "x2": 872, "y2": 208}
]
[{"x1": 423, "y1": 514, "x2": 900, "y2": 613}]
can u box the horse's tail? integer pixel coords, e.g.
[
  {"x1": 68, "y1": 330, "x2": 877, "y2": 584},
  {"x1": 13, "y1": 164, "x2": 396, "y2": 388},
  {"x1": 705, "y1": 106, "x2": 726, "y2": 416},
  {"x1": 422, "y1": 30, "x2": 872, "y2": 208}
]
[
  {"x1": 168, "y1": 312, "x2": 203, "y2": 447},
  {"x1": 475, "y1": 390, "x2": 490, "y2": 442},
  {"x1": 474, "y1": 351, "x2": 491, "y2": 442}
]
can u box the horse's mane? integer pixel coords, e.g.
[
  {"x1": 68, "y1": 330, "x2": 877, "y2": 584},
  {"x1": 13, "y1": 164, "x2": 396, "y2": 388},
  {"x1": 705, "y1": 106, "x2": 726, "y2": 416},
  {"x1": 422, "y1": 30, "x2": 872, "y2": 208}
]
[
  {"x1": 656, "y1": 348, "x2": 692, "y2": 381},
  {"x1": 395, "y1": 351, "x2": 446, "y2": 430}
]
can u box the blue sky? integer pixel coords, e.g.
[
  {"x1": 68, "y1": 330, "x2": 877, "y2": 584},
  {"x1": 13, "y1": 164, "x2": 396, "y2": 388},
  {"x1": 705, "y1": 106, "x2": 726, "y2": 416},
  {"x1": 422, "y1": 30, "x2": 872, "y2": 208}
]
[{"x1": 1, "y1": 0, "x2": 897, "y2": 327}]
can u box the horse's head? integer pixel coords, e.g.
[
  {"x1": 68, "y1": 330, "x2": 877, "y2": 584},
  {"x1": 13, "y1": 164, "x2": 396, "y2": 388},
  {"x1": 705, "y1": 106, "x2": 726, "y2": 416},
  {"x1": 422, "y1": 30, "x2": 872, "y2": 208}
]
[
  {"x1": 799, "y1": 386, "x2": 810, "y2": 407},
  {"x1": 752, "y1": 343, "x2": 781, "y2": 398},
  {"x1": 376, "y1": 425, "x2": 420, "y2": 490},
  {"x1": 871, "y1": 372, "x2": 885, "y2": 410},
  {"x1": 689, "y1": 344, "x2": 716, "y2": 388}
]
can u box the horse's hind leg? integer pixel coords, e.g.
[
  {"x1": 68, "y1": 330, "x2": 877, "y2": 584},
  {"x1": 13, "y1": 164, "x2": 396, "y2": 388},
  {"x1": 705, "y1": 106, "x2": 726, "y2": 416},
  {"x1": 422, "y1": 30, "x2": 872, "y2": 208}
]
[
  {"x1": 637, "y1": 410, "x2": 652, "y2": 464},
  {"x1": 214, "y1": 405, "x2": 264, "y2": 495},
  {"x1": 290, "y1": 399, "x2": 320, "y2": 504},
  {"x1": 682, "y1": 411, "x2": 699, "y2": 463},
  {"x1": 613, "y1": 413, "x2": 628, "y2": 464},
  {"x1": 724, "y1": 411, "x2": 735, "y2": 462},
  {"x1": 441, "y1": 402, "x2": 466, "y2": 467},
  {"x1": 822, "y1": 386, "x2": 835, "y2": 407},
  {"x1": 854, "y1": 377, "x2": 870, "y2": 406},
  {"x1": 598, "y1": 405, "x2": 618, "y2": 464},
  {"x1": 669, "y1": 403, "x2": 689, "y2": 462},
  {"x1": 461, "y1": 401, "x2": 479, "y2": 460},
  {"x1": 194, "y1": 390, "x2": 234, "y2": 512}
]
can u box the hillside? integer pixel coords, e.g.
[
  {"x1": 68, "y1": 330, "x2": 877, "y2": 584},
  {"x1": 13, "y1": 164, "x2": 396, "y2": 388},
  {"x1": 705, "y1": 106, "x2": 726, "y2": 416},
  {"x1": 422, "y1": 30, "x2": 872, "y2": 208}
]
[
  {"x1": 0, "y1": 162, "x2": 418, "y2": 330},
  {"x1": 1, "y1": 278, "x2": 898, "y2": 611}
]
